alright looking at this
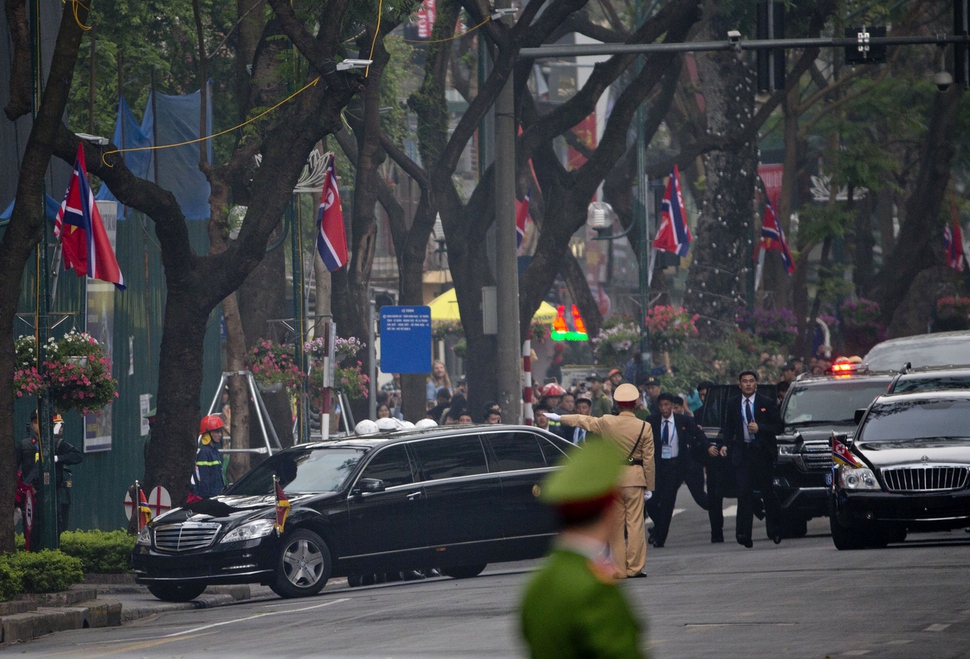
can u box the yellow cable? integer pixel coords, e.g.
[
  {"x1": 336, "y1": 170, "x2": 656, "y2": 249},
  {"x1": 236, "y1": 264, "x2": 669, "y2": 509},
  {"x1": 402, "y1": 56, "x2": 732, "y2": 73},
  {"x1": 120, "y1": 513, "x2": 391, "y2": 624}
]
[
  {"x1": 366, "y1": 0, "x2": 383, "y2": 77},
  {"x1": 65, "y1": 0, "x2": 92, "y2": 31},
  {"x1": 402, "y1": 16, "x2": 491, "y2": 44},
  {"x1": 101, "y1": 76, "x2": 321, "y2": 167}
]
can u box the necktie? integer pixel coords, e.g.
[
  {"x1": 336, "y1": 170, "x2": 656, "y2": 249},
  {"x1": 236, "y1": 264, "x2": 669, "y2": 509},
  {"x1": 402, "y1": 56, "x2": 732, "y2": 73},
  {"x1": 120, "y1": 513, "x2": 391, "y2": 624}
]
[
  {"x1": 745, "y1": 399, "x2": 753, "y2": 424},
  {"x1": 661, "y1": 419, "x2": 669, "y2": 446}
]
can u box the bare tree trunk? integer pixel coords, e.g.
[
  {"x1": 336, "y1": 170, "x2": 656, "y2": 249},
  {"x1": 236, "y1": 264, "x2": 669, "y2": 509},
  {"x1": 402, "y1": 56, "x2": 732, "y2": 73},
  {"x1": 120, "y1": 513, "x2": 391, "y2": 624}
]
[
  {"x1": 874, "y1": 86, "x2": 963, "y2": 327},
  {"x1": 684, "y1": 6, "x2": 758, "y2": 332},
  {"x1": 222, "y1": 292, "x2": 251, "y2": 482}
]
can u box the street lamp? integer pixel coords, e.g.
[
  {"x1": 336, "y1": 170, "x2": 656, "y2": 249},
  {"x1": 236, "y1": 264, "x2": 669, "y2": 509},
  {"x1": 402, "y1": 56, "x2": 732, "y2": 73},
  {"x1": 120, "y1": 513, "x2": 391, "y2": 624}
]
[{"x1": 586, "y1": 200, "x2": 651, "y2": 369}]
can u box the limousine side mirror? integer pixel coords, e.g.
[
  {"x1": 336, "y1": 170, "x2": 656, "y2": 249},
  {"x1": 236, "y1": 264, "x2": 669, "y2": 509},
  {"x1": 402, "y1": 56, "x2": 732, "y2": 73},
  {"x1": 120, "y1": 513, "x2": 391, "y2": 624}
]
[
  {"x1": 853, "y1": 408, "x2": 866, "y2": 425},
  {"x1": 353, "y1": 478, "x2": 386, "y2": 497}
]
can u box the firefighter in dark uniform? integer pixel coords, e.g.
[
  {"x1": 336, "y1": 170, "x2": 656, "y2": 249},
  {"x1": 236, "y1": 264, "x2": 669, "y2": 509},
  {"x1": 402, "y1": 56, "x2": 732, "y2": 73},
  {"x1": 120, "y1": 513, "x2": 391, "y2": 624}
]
[
  {"x1": 190, "y1": 415, "x2": 226, "y2": 500},
  {"x1": 520, "y1": 440, "x2": 646, "y2": 659}
]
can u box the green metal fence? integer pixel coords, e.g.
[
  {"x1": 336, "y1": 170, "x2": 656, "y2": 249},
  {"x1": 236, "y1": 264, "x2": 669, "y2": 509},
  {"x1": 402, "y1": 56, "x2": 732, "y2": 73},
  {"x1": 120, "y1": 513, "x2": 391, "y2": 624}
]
[{"x1": 9, "y1": 211, "x2": 222, "y2": 532}]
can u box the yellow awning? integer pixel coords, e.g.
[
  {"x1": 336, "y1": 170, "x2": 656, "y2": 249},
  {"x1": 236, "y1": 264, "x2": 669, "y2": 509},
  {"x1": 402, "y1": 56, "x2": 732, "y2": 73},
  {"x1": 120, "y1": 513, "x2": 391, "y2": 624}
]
[{"x1": 428, "y1": 288, "x2": 558, "y2": 323}]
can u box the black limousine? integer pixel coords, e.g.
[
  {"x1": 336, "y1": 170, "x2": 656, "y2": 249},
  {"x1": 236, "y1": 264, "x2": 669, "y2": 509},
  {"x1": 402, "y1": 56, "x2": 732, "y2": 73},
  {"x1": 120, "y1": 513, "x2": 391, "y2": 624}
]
[
  {"x1": 132, "y1": 426, "x2": 574, "y2": 601},
  {"x1": 830, "y1": 391, "x2": 970, "y2": 550}
]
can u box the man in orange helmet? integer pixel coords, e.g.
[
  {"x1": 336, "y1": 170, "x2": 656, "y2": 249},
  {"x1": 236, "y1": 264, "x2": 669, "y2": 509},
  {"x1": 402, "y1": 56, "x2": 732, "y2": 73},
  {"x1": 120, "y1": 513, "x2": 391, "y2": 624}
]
[{"x1": 190, "y1": 415, "x2": 226, "y2": 500}]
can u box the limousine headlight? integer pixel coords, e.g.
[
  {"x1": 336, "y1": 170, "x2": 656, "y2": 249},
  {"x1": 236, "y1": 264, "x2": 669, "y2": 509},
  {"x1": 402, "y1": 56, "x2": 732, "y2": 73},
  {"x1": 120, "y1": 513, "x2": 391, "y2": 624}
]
[
  {"x1": 839, "y1": 467, "x2": 880, "y2": 491},
  {"x1": 220, "y1": 519, "x2": 275, "y2": 543}
]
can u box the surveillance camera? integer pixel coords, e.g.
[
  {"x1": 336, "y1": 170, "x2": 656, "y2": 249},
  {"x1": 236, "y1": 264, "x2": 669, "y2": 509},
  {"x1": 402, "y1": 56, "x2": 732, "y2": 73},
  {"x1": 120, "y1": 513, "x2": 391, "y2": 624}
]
[
  {"x1": 934, "y1": 70, "x2": 953, "y2": 92},
  {"x1": 727, "y1": 30, "x2": 741, "y2": 43}
]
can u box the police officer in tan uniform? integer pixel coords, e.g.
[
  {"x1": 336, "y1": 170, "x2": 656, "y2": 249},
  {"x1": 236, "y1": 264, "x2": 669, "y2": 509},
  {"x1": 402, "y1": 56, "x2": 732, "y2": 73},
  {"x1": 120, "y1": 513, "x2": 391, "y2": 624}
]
[{"x1": 546, "y1": 383, "x2": 655, "y2": 579}]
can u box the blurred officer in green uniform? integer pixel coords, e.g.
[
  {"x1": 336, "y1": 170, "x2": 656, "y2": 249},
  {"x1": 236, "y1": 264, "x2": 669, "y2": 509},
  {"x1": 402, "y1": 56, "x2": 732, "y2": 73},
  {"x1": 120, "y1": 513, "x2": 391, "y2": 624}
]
[{"x1": 520, "y1": 440, "x2": 647, "y2": 659}]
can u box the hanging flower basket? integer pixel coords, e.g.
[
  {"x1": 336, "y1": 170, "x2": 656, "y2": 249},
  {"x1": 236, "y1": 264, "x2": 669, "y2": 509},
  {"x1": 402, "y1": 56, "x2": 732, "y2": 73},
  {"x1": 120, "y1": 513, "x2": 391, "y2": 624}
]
[
  {"x1": 249, "y1": 339, "x2": 304, "y2": 392},
  {"x1": 13, "y1": 331, "x2": 119, "y2": 414}
]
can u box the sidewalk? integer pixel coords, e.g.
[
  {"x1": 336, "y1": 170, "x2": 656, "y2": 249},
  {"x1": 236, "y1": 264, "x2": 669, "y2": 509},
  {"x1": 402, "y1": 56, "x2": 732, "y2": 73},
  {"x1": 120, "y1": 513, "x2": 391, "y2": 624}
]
[{"x1": 1, "y1": 574, "x2": 349, "y2": 646}]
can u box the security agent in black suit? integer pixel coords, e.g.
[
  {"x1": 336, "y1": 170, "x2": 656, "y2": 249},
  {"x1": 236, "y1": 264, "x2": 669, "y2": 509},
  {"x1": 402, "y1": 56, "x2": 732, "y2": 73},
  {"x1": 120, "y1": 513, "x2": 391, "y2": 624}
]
[
  {"x1": 717, "y1": 370, "x2": 784, "y2": 548},
  {"x1": 644, "y1": 393, "x2": 708, "y2": 548}
]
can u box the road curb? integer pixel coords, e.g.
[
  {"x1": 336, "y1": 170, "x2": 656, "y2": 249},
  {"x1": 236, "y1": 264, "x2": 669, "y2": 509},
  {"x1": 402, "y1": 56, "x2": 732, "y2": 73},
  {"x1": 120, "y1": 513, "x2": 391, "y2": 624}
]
[
  {"x1": 2, "y1": 599, "x2": 122, "y2": 645},
  {"x1": 1, "y1": 585, "x2": 254, "y2": 645}
]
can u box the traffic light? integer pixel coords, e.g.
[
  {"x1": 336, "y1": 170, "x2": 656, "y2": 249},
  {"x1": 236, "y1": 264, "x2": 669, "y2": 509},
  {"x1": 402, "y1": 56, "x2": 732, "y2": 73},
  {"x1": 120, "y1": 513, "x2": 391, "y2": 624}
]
[
  {"x1": 756, "y1": 1, "x2": 786, "y2": 92},
  {"x1": 955, "y1": 0, "x2": 969, "y2": 87},
  {"x1": 844, "y1": 26, "x2": 887, "y2": 65}
]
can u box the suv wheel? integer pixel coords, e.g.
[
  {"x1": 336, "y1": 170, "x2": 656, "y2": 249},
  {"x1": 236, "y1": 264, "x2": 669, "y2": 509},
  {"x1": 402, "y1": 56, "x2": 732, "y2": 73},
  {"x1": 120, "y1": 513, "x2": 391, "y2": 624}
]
[
  {"x1": 270, "y1": 528, "x2": 332, "y2": 598},
  {"x1": 830, "y1": 514, "x2": 866, "y2": 550},
  {"x1": 147, "y1": 582, "x2": 207, "y2": 602}
]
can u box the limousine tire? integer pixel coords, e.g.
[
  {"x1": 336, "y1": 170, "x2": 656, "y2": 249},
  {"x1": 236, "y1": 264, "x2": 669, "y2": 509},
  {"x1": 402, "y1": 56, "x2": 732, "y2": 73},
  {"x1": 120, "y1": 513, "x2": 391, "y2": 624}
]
[
  {"x1": 830, "y1": 514, "x2": 865, "y2": 550},
  {"x1": 271, "y1": 528, "x2": 332, "y2": 598},
  {"x1": 347, "y1": 574, "x2": 363, "y2": 588},
  {"x1": 147, "y1": 582, "x2": 208, "y2": 602},
  {"x1": 441, "y1": 564, "x2": 487, "y2": 579}
]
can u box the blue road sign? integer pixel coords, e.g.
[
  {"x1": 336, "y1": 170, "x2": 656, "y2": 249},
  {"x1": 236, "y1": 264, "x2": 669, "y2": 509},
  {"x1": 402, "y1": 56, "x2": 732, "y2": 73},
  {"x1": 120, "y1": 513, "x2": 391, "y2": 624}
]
[{"x1": 380, "y1": 306, "x2": 432, "y2": 374}]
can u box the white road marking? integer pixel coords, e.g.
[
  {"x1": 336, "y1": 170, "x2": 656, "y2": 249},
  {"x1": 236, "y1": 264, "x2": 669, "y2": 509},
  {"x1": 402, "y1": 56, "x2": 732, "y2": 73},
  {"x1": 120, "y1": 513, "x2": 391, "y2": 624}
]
[
  {"x1": 842, "y1": 650, "x2": 870, "y2": 656},
  {"x1": 161, "y1": 597, "x2": 350, "y2": 637},
  {"x1": 924, "y1": 623, "x2": 950, "y2": 632}
]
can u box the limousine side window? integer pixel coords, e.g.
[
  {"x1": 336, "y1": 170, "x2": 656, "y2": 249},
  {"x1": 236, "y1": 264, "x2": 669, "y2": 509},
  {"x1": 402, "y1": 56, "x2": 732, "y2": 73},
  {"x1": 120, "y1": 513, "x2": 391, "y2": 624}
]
[
  {"x1": 488, "y1": 432, "x2": 547, "y2": 471},
  {"x1": 359, "y1": 445, "x2": 414, "y2": 489},
  {"x1": 537, "y1": 436, "x2": 570, "y2": 465},
  {"x1": 410, "y1": 436, "x2": 487, "y2": 480}
]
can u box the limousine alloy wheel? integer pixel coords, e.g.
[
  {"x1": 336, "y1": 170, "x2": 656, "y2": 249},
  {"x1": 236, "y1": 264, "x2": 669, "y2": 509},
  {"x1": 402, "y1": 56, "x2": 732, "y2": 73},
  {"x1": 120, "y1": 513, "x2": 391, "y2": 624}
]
[
  {"x1": 271, "y1": 528, "x2": 332, "y2": 598},
  {"x1": 147, "y1": 582, "x2": 208, "y2": 602}
]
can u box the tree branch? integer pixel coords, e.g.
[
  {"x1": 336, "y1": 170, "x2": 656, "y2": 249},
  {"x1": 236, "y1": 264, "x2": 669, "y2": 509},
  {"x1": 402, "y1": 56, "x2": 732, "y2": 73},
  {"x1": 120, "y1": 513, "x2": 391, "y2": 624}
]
[{"x1": 3, "y1": 0, "x2": 31, "y2": 119}]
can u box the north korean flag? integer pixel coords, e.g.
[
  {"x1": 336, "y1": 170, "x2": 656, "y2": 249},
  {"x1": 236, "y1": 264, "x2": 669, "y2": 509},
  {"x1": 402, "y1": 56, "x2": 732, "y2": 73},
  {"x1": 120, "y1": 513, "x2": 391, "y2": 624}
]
[
  {"x1": 944, "y1": 209, "x2": 966, "y2": 272},
  {"x1": 317, "y1": 157, "x2": 349, "y2": 272},
  {"x1": 515, "y1": 189, "x2": 531, "y2": 249},
  {"x1": 653, "y1": 164, "x2": 692, "y2": 257},
  {"x1": 54, "y1": 144, "x2": 126, "y2": 290},
  {"x1": 760, "y1": 197, "x2": 795, "y2": 275}
]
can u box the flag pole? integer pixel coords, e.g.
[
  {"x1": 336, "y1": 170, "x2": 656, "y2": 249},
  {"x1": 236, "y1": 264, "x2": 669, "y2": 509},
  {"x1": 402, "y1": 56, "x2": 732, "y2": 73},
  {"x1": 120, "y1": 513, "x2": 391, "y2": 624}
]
[
  {"x1": 754, "y1": 247, "x2": 765, "y2": 292},
  {"x1": 646, "y1": 247, "x2": 658, "y2": 287}
]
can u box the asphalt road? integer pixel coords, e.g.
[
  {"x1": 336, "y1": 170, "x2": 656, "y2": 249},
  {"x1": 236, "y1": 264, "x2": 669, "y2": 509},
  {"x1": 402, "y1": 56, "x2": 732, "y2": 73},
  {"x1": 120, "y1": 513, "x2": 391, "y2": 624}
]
[{"x1": 8, "y1": 488, "x2": 970, "y2": 658}]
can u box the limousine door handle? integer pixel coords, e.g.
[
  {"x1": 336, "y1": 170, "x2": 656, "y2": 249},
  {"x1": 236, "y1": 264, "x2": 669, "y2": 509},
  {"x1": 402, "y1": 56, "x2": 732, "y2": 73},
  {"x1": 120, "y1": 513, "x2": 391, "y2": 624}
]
[{"x1": 407, "y1": 491, "x2": 423, "y2": 501}]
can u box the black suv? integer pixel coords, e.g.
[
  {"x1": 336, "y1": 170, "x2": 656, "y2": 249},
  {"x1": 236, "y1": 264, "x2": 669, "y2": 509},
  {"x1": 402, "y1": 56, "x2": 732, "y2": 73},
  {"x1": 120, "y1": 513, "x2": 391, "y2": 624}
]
[
  {"x1": 773, "y1": 372, "x2": 893, "y2": 536},
  {"x1": 132, "y1": 426, "x2": 573, "y2": 601},
  {"x1": 830, "y1": 391, "x2": 970, "y2": 549}
]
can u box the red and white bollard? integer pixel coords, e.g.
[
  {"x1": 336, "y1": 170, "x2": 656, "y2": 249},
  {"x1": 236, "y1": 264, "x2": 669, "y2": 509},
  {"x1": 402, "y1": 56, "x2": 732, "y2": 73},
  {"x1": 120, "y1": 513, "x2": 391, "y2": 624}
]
[{"x1": 522, "y1": 339, "x2": 533, "y2": 425}]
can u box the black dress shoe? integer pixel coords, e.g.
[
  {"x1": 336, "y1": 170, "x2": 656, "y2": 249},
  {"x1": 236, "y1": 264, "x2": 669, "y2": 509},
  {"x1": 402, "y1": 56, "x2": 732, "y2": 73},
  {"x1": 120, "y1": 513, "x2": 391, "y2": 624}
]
[
  {"x1": 773, "y1": 534, "x2": 782, "y2": 545},
  {"x1": 736, "y1": 536, "x2": 753, "y2": 548},
  {"x1": 711, "y1": 535, "x2": 724, "y2": 543},
  {"x1": 628, "y1": 572, "x2": 648, "y2": 578},
  {"x1": 652, "y1": 541, "x2": 664, "y2": 548}
]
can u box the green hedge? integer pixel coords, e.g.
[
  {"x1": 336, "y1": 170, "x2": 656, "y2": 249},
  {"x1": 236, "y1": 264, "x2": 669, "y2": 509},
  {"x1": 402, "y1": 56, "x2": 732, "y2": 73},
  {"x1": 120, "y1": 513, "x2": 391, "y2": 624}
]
[
  {"x1": 4, "y1": 550, "x2": 84, "y2": 595},
  {"x1": 0, "y1": 529, "x2": 137, "y2": 600},
  {"x1": 59, "y1": 530, "x2": 135, "y2": 573},
  {"x1": 0, "y1": 560, "x2": 24, "y2": 601}
]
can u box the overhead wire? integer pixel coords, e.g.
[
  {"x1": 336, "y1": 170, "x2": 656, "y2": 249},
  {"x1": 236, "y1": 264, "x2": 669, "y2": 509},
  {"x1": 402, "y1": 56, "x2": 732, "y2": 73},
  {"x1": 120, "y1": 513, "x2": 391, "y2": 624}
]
[{"x1": 100, "y1": 76, "x2": 321, "y2": 167}]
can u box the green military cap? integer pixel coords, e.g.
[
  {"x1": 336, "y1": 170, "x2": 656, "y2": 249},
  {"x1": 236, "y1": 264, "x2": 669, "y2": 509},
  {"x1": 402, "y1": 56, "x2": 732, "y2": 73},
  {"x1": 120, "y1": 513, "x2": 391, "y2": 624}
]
[{"x1": 541, "y1": 440, "x2": 624, "y2": 505}]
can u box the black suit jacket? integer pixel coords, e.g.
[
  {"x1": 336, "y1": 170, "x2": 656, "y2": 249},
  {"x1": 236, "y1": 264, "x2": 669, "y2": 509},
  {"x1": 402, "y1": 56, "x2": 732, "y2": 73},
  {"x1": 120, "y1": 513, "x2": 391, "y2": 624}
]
[
  {"x1": 718, "y1": 393, "x2": 783, "y2": 465},
  {"x1": 647, "y1": 412, "x2": 706, "y2": 469}
]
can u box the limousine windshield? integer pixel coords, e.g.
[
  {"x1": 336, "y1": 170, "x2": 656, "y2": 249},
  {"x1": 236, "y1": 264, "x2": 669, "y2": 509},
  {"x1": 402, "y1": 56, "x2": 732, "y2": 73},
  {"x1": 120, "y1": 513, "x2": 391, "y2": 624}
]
[
  {"x1": 225, "y1": 447, "x2": 366, "y2": 496},
  {"x1": 857, "y1": 399, "x2": 970, "y2": 442}
]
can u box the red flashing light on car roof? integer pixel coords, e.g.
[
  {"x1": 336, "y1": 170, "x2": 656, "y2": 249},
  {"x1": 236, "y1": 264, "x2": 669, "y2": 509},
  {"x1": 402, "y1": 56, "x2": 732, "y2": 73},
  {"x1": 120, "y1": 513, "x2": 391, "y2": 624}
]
[{"x1": 831, "y1": 363, "x2": 853, "y2": 373}]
